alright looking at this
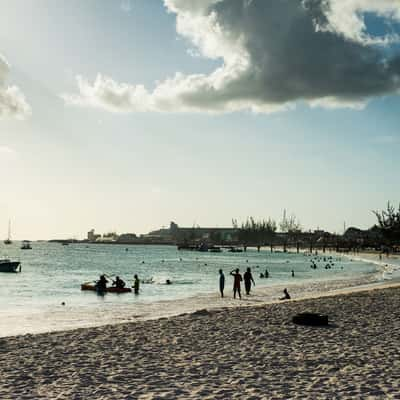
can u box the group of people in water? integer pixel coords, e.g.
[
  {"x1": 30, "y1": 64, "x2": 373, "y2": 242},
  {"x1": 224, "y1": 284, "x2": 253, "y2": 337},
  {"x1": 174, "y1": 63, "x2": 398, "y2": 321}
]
[
  {"x1": 95, "y1": 252, "x2": 342, "y2": 300},
  {"x1": 87, "y1": 250, "x2": 352, "y2": 307},
  {"x1": 309, "y1": 255, "x2": 342, "y2": 270},
  {"x1": 95, "y1": 274, "x2": 140, "y2": 294},
  {"x1": 94, "y1": 263, "x2": 293, "y2": 301},
  {"x1": 218, "y1": 267, "x2": 256, "y2": 299},
  {"x1": 218, "y1": 267, "x2": 290, "y2": 300}
]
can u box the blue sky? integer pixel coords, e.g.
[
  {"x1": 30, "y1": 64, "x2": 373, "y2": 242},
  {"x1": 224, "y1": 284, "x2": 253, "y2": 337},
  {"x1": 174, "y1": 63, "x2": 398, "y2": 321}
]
[{"x1": 0, "y1": 0, "x2": 399, "y2": 239}]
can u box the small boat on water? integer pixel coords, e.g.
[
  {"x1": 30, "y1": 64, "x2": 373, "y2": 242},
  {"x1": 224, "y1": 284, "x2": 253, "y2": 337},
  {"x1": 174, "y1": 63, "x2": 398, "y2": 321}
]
[
  {"x1": 21, "y1": 240, "x2": 32, "y2": 250},
  {"x1": 4, "y1": 220, "x2": 12, "y2": 245},
  {"x1": 0, "y1": 259, "x2": 21, "y2": 273},
  {"x1": 229, "y1": 247, "x2": 243, "y2": 253},
  {"x1": 81, "y1": 283, "x2": 132, "y2": 293}
]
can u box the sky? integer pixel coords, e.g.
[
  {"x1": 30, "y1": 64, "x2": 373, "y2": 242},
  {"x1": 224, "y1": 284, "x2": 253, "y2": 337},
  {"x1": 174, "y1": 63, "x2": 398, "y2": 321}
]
[{"x1": 0, "y1": 0, "x2": 400, "y2": 240}]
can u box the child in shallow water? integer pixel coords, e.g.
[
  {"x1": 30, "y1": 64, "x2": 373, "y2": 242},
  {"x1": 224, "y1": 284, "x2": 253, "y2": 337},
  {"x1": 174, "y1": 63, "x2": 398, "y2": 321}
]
[{"x1": 279, "y1": 288, "x2": 291, "y2": 300}]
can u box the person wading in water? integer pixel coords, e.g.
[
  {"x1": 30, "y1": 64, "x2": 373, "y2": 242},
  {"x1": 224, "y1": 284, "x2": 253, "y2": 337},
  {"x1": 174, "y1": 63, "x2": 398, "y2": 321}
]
[
  {"x1": 230, "y1": 269, "x2": 242, "y2": 299},
  {"x1": 133, "y1": 274, "x2": 140, "y2": 294},
  {"x1": 219, "y1": 269, "x2": 225, "y2": 298},
  {"x1": 243, "y1": 267, "x2": 255, "y2": 295}
]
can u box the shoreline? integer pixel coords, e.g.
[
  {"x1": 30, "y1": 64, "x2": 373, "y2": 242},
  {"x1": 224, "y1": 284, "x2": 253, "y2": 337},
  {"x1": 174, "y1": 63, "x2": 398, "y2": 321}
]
[
  {"x1": 340, "y1": 251, "x2": 400, "y2": 277},
  {"x1": 1, "y1": 284, "x2": 400, "y2": 398},
  {"x1": 0, "y1": 247, "x2": 395, "y2": 339},
  {"x1": 1, "y1": 268, "x2": 398, "y2": 340}
]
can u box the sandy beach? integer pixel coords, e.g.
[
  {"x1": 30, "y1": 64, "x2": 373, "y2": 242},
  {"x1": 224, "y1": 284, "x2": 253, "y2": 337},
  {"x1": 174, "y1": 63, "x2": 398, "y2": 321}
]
[{"x1": 1, "y1": 285, "x2": 400, "y2": 399}]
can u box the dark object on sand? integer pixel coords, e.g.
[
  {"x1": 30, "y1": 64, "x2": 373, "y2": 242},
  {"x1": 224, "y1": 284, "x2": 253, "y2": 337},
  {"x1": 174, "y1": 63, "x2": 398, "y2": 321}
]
[{"x1": 292, "y1": 313, "x2": 329, "y2": 326}]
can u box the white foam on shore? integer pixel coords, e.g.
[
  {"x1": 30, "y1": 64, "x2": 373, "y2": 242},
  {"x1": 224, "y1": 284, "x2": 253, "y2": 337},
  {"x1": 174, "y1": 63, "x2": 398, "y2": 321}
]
[{"x1": 338, "y1": 252, "x2": 400, "y2": 280}]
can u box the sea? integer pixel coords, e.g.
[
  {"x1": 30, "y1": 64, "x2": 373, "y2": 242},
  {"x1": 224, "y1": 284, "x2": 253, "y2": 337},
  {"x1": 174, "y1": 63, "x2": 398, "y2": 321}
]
[{"x1": 0, "y1": 242, "x2": 399, "y2": 337}]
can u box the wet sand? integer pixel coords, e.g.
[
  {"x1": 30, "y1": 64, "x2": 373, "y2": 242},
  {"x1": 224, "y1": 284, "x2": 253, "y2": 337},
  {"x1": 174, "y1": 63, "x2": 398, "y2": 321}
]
[{"x1": 1, "y1": 285, "x2": 400, "y2": 399}]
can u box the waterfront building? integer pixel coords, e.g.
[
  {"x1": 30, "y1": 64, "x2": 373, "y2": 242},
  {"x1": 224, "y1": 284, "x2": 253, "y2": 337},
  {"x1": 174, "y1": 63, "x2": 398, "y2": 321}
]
[
  {"x1": 149, "y1": 221, "x2": 238, "y2": 243},
  {"x1": 87, "y1": 229, "x2": 101, "y2": 242},
  {"x1": 117, "y1": 233, "x2": 137, "y2": 243}
]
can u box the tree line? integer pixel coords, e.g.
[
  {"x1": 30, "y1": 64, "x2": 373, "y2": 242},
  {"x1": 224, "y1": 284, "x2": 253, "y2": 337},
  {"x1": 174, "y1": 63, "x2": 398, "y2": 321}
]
[
  {"x1": 232, "y1": 210, "x2": 302, "y2": 246},
  {"x1": 373, "y1": 202, "x2": 400, "y2": 246},
  {"x1": 232, "y1": 202, "x2": 400, "y2": 248}
]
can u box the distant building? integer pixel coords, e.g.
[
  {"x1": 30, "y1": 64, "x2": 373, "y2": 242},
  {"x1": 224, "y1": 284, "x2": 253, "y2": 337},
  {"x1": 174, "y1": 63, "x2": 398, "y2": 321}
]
[
  {"x1": 87, "y1": 229, "x2": 101, "y2": 242},
  {"x1": 343, "y1": 226, "x2": 383, "y2": 245},
  {"x1": 100, "y1": 232, "x2": 119, "y2": 242},
  {"x1": 149, "y1": 221, "x2": 237, "y2": 243},
  {"x1": 117, "y1": 233, "x2": 137, "y2": 243}
]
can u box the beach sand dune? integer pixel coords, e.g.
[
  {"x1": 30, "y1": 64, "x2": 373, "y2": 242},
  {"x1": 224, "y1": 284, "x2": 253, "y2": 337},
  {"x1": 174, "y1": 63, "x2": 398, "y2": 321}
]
[{"x1": 1, "y1": 287, "x2": 400, "y2": 399}]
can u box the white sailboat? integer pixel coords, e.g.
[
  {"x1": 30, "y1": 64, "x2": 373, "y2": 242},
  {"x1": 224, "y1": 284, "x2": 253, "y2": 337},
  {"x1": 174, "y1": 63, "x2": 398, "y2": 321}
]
[{"x1": 4, "y1": 220, "x2": 12, "y2": 245}]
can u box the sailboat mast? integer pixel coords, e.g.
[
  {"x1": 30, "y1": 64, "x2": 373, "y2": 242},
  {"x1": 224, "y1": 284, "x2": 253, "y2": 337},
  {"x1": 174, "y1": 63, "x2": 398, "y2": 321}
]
[{"x1": 4, "y1": 220, "x2": 12, "y2": 244}]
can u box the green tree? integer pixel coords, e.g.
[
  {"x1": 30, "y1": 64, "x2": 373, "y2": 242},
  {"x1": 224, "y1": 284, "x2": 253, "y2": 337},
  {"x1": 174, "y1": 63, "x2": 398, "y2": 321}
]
[
  {"x1": 373, "y1": 202, "x2": 400, "y2": 244},
  {"x1": 232, "y1": 217, "x2": 277, "y2": 245},
  {"x1": 279, "y1": 210, "x2": 302, "y2": 234}
]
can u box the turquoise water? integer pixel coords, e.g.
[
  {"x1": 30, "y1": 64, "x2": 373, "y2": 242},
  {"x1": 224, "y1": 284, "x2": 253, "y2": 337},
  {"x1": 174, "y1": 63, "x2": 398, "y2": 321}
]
[
  {"x1": 0, "y1": 243, "x2": 381, "y2": 336},
  {"x1": 0, "y1": 242, "x2": 379, "y2": 304}
]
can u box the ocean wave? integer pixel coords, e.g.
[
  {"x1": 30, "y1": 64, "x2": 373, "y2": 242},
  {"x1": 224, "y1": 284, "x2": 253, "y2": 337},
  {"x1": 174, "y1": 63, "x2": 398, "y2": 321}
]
[{"x1": 140, "y1": 277, "x2": 198, "y2": 285}]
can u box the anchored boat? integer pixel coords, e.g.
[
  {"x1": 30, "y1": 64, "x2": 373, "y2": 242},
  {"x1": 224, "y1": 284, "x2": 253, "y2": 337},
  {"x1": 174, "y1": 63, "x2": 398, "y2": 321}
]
[
  {"x1": 4, "y1": 220, "x2": 12, "y2": 245},
  {"x1": 0, "y1": 259, "x2": 21, "y2": 273},
  {"x1": 21, "y1": 240, "x2": 32, "y2": 250}
]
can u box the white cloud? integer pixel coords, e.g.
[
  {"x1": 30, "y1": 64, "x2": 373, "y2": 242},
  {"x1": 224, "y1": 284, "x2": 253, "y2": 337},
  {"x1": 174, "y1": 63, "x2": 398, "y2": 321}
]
[
  {"x1": 309, "y1": 97, "x2": 366, "y2": 110},
  {"x1": 63, "y1": 0, "x2": 400, "y2": 115},
  {"x1": 0, "y1": 54, "x2": 31, "y2": 120},
  {"x1": 316, "y1": 0, "x2": 400, "y2": 46}
]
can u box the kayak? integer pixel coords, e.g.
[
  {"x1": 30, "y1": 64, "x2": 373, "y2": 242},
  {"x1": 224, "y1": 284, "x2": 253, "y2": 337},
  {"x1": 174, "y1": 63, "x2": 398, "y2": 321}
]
[{"x1": 81, "y1": 283, "x2": 132, "y2": 293}]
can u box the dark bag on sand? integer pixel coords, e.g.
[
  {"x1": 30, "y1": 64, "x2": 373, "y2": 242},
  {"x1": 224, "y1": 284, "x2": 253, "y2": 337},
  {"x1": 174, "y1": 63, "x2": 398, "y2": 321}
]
[{"x1": 292, "y1": 313, "x2": 329, "y2": 326}]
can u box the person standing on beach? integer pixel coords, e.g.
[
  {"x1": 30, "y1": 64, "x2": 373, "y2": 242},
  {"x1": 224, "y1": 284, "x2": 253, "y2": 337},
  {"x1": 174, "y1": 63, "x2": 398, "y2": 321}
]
[
  {"x1": 243, "y1": 267, "x2": 255, "y2": 295},
  {"x1": 219, "y1": 269, "x2": 225, "y2": 297},
  {"x1": 230, "y1": 269, "x2": 242, "y2": 299},
  {"x1": 133, "y1": 274, "x2": 140, "y2": 294}
]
